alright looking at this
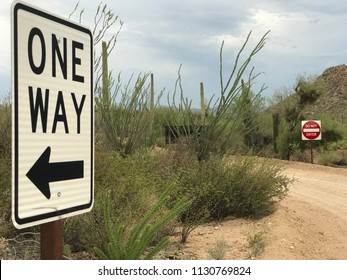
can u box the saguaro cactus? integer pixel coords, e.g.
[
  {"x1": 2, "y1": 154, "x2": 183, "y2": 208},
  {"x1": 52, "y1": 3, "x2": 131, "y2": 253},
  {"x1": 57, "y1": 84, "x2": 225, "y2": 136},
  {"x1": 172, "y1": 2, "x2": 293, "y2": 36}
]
[
  {"x1": 150, "y1": 73, "x2": 155, "y2": 114},
  {"x1": 200, "y1": 81, "x2": 205, "y2": 123},
  {"x1": 272, "y1": 112, "x2": 279, "y2": 154},
  {"x1": 102, "y1": 41, "x2": 110, "y2": 106}
]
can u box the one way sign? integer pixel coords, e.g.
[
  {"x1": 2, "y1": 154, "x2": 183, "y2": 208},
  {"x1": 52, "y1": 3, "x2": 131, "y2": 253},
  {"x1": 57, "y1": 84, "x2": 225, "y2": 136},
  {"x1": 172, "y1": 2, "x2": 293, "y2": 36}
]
[{"x1": 12, "y1": 1, "x2": 94, "y2": 228}]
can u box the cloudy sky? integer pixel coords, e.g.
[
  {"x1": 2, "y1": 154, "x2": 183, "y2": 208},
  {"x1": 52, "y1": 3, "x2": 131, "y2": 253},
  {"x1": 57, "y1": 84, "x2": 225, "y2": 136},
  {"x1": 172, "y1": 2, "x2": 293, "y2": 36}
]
[{"x1": 1, "y1": 0, "x2": 347, "y2": 106}]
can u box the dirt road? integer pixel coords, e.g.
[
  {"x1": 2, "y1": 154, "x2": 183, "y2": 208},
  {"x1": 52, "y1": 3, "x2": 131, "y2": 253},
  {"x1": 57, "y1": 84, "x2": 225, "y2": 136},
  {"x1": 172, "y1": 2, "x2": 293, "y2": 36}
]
[
  {"x1": 166, "y1": 161, "x2": 347, "y2": 260},
  {"x1": 284, "y1": 161, "x2": 347, "y2": 223},
  {"x1": 261, "y1": 161, "x2": 347, "y2": 259}
]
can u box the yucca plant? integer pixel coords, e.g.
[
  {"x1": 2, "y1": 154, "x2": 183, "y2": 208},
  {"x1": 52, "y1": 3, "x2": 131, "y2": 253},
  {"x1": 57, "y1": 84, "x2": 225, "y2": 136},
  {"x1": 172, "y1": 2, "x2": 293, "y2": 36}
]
[{"x1": 94, "y1": 187, "x2": 190, "y2": 260}]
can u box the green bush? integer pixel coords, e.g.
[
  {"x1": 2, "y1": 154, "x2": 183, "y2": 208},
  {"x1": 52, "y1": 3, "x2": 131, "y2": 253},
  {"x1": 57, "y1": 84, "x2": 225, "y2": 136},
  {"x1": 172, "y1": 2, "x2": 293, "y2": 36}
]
[
  {"x1": 276, "y1": 120, "x2": 298, "y2": 159},
  {"x1": 0, "y1": 155, "x2": 12, "y2": 236},
  {"x1": 0, "y1": 98, "x2": 12, "y2": 230},
  {"x1": 218, "y1": 157, "x2": 290, "y2": 217},
  {"x1": 193, "y1": 156, "x2": 289, "y2": 218},
  {"x1": 155, "y1": 148, "x2": 291, "y2": 242},
  {"x1": 315, "y1": 115, "x2": 347, "y2": 166},
  {"x1": 329, "y1": 140, "x2": 347, "y2": 150},
  {"x1": 247, "y1": 231, "x2": 266, "y2": 258},
  {"x1": 207, "y1": 239, "x2": 229, "y2": 260},
  {"x1": 0, "y1": 98, "x2": 11, "y2": 156},
  {"x1": 64, "y1": 150, "x2": 164, "y2": 252},
  {"x1": 0, "y1": 98, "x2": 14, "y2": 237},
  {"x1": 318, "y1": 150, "x2": 347, "y2": 166}
]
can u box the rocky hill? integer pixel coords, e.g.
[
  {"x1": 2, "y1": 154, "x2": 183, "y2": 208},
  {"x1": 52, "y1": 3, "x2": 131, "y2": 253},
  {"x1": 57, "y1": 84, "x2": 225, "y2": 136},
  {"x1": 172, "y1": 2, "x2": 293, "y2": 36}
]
[{"x1": 306, "y1": 65, "x2": 347, "y2": 122}]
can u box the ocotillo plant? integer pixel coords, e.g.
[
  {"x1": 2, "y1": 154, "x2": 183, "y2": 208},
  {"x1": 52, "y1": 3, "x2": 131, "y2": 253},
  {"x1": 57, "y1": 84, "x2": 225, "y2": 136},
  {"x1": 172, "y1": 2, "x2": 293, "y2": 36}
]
[
  {"x1": 167, "y1": 30, "x2": 270, "y2": 161},
  {"x1": 96, "y1": 42, "x2": 161, "y2": 155}
]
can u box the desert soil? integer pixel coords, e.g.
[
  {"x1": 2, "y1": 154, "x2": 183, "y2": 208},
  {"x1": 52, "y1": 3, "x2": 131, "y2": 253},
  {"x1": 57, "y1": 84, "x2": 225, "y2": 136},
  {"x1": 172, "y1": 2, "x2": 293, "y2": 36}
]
[{"x1": 163, "y1": 161, "x2": 347, "y2": 260}]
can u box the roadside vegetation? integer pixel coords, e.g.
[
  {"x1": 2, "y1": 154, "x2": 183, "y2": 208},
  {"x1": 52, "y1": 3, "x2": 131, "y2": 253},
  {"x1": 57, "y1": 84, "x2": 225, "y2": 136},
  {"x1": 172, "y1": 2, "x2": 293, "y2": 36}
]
[{"x1": 1, "y1": 3, "x2": 346, "y2": 260}]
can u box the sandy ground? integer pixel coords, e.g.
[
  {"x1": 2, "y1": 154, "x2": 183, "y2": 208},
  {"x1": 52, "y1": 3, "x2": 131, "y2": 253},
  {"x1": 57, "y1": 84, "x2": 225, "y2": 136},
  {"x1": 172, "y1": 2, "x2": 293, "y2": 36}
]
[{"x1": 162, "y1": 161, "x2": 347, "y2": 260}]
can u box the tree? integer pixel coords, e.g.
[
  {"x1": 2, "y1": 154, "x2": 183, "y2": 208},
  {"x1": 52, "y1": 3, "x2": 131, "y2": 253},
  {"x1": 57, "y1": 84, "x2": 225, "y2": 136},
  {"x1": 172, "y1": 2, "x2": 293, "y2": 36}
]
[{"x1": 274, "y1": 75, "x2": 326, "y2": 159}]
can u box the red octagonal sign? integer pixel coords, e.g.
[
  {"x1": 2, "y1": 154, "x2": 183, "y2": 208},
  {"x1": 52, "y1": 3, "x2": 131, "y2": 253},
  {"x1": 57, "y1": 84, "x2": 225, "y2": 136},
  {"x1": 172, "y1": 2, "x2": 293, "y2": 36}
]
[{"x1": 301, "y1": 120, "x2": 321, "y2": 140}]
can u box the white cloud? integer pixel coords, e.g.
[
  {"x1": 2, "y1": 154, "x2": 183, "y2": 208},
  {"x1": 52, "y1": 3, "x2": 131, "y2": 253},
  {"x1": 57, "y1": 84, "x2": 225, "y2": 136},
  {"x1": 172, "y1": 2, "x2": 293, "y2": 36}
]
[{"x1": 1, "y1": 0, "x2": 347, "y2": 103}]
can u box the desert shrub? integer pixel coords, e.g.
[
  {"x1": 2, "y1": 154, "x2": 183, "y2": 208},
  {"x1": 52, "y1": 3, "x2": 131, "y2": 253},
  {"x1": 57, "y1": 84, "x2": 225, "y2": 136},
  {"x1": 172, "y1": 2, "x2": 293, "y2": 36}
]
[
  {"x1": 64, "y1": 150, "x2": 165, "y2": 252},
  {"x1": 276, "y1": 120, "x2": 299, "y2": 159},
  {"x1": 0, "y1": 154, "x2": 12, "y2": 236},
  {"x1": 318, "y1": 150, "x2": 347, "y2": 166},
  {"x1": 291, "y1": 147, "x2": 312, "y2": 163},
  {"x1": 0, "y1": 97, "x2": 11, "y2": 156},
  {"x1": 315, "y1": 116, "x2": 347, "y2": 166},
  {"x1": 318, "y1": 150, "x2": 337, "y2": 166},
  {"x1": 329, "y1": 140, "x2": 347, "y2": 150},
  {"x1": 212, "y1": 157, "x2": 290, "y2": 218},
  {"x1": 155, "y1": 149, "x2": 291, "y2": 242},
  {"x1": 0, "y1": 98, "x2": 12, "y2": 229},
  {"x1": 208, "y1": 239, "x2": 229, "y2": 260},
  {"x1": 172, "y1": 156, "x2": 225, "y2": 242},
  {"x1": 247, "y1": 231, "x2": 266, "y2": 259},
  {"x1": 148, "y1": 147, "x2": 214, "y2": 242}
]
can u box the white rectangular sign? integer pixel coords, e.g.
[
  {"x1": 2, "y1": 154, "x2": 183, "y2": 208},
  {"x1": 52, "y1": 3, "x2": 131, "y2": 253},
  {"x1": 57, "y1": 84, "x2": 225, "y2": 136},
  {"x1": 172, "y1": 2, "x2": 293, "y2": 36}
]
[{"x1": 11, "y1": 0, "x2": 94, "y2": 228}]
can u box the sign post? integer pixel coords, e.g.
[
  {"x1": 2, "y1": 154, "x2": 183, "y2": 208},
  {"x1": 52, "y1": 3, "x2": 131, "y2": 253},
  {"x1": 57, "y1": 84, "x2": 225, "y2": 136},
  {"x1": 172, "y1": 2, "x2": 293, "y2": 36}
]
[
  {"x1": 12, "y1": 1, "x2": 94, "y2": 258},
  {"x1": 301, "y1": 120, "x2": 321, "y2": 163},
  {"x1": 40, "y1": 220, "x2": 63, "y2": 259}
]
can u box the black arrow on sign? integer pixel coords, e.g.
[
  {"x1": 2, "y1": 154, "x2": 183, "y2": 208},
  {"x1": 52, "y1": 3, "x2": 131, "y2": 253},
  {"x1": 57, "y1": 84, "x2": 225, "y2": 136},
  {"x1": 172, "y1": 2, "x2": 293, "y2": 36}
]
[{"x1": 26, "y1": 146, "x2": 84, "y2": 199}]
